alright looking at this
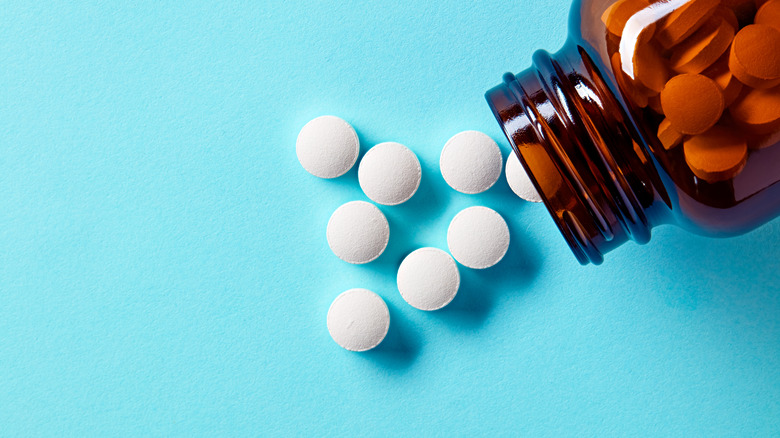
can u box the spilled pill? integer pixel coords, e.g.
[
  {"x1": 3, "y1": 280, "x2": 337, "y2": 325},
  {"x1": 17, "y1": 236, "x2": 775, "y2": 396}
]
[
  {"x1": 327, "y1": 288, "x2": 390, "y2": 352},
  {"x1": 397, "y1": 248, "x2": 460, "y2": 311},
  {"x1": 326, "y1": 201, "x2": 389, "y2": 264},
  {"x1": 358, "y1": 142, "x2": 421, "y2": 205},
  {"x1": 296, "y1": 116, "x2": 359, "y2": 179},
  {"x1": 506, "y1": 152, "x2": 542, "y2": 202},
  {"x1": 440, "y1": 131, "x2": 503, "y2": 194},
  {"x1": 447, "y1": 206, "x2": 510, "y2": 269}
]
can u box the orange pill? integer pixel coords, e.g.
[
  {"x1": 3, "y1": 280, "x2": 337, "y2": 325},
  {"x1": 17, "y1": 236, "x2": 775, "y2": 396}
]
[
  {"x1": 713, "y1": 69, "x2": 743, "y2": 106},
  {"x1": 657, "y1": 118, "x2": 684, "y2": 149},
  {"x1": 661, "y1": 74, "x2": 725, "y2": 134},
  {"x1": 712, "y1": 5, "x2": 739, "y2": 30},
  {"x1": 602, "y1": 0, "x2": 656, "y2": 38},
  {"x1": 655, "y1": 0, "x2": 719, "y2": 48},
  {"x1": 684, "y1": 126, "x2": 748, "y2": 182},
  {"x1": 703, "y1": 53, "x2": 744, "y2": 105},
  {"x1": 670, "y1": 15, "x2": 735, "y2": 74},
  {"x1": 611, "y1": 53, "x2": 649, "y2": 108},
  {"x1": 729, "y1": 25, "x2": 780, "y2": 90},
  {"x1": 729, "y1": 85, "x2": 780, "y2": 134},
  {"x1": 755, "y1": 0, "x2": 780, "y2": 31},
  {"x1": 633, "y1": 42, "x2": 670, "y2": 92}
]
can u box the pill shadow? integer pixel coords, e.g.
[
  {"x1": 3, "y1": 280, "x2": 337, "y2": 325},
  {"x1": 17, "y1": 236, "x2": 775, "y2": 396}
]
[
  {"x1": 369, "y1": 210, "x2": 424, "y2": 278},
  {"x1": 482, "y1": 211, "x2": 542, "y2": 288},
  {"x1": 433, "y1": 206, "x2": 543, "y2": 328},
  {"x1": 366, "y1": 168, "x2": 449, "y2": 279},
  {"x1": 319, "y1": 128, "x2": 380, "y2": 190},
  {"x1": 361, "y1": 301, "x2": 421, "y2": 370},
  {"x1": 391, "y1": 166, "x2": 449, "y2": 224},
  {"x1": 477, "y1": 170, "x2": 546, "y2": 289},
  {"x1": 432, "y1": 268, "x2": 494, "y2": 327},
  {"x1": 483, "y1": 162, "x2": 516, "y2": 200},
  {"x1": 325, "y1": 131, "x2": 449, "y2": 225}
]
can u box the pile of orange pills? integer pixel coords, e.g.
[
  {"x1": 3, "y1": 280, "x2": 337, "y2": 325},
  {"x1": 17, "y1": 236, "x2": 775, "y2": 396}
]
[{"x1": 603, "y1": 0, "x2": 780, "y2": 182}]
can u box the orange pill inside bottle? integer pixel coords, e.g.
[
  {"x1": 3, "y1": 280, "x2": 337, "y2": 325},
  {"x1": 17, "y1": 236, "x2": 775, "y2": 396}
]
[{"x1": 486, "y1": 0, "x2": 780, "y2": 264}]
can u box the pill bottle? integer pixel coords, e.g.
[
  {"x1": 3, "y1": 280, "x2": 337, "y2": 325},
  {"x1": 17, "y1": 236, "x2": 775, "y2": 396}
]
[{"x1": 486, "y1": 0, "x2": 780, "y2": 264}]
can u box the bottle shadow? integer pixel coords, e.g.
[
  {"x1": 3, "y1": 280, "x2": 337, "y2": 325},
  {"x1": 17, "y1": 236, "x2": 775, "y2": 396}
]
[
  {"x1": 641, "y1": 222, "x2": 780, "y2": 311},
  {"x1": 361, "y1": 300, "x2": 422, "y2": 370}
]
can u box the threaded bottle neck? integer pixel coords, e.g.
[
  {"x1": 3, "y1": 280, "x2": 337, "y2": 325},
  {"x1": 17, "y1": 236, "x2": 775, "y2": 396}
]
[{"x1": 486, "y1": 44, "x2": 670, "y2": 265}]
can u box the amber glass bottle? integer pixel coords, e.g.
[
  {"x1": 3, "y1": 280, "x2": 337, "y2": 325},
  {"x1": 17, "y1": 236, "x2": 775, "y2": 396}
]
[{"x1": 486, "y1": 0, "x2": 780, "y2": 264}]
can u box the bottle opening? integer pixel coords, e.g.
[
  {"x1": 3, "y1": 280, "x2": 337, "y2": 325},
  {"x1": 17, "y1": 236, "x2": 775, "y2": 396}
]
[{"x1": 486, "y1": 46, "x2": 667, "y2": 265}]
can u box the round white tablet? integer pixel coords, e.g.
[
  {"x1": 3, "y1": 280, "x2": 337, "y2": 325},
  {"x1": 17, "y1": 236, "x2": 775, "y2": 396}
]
[
  {"x1": 447, "y1": 206, "x2": 510, "y2": 269},
  {"x1": 358, "y1": 142, "x2": 421, "y2": 205},
  {"x1": 397, "y1": 248, "x2": 460, "y2": 311},
  {"x1": 440, "y1": 131, "x2": 503, "y2": 194},
  {"x1": 327, "y1": 288, "x2": 390, "y2": 352},
  {"x1": 296, "y1": 115, "x2": 360, "y2": 178},
  {"x1": 326, "y1": 201, "x2": 389, "y2": 264},
  {"x1": 506, "y1": 152, "x2": 542, "y2": 203}
]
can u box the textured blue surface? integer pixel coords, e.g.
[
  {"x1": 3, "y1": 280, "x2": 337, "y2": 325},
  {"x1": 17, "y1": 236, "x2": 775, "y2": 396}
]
[{"x1": 1, "y1": 1, "x2": 779, "y2": 436}]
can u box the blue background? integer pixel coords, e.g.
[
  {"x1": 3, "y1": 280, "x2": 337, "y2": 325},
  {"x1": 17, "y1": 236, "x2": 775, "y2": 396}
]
[{"x1": 1, "y1": 1, "x2": 778, "y2": 436}]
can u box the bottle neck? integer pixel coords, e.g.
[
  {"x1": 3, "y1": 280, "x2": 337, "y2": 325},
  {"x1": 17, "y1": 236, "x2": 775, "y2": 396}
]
[{"x1": 486, "y1": 43, "x2": 671, "y2": 265}]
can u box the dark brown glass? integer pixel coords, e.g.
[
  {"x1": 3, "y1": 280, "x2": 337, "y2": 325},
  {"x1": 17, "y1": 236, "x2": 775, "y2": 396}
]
[{"x1": 486, "y1": 0, "x2": 780, "y2": 264}]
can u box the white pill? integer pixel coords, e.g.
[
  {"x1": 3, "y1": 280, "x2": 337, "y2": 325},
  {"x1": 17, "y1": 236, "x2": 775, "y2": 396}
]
[
  {"x1": 440, "y1": 130, "x2": 503, "y2": 194},
  {"x1": 506, "y1": 152, "x2": 542, "y2": 203},
  {"x1": 326, "y1": 201, "x2": 389, "y2": 264},
  {"x1": 296, "y1": 115, "x2": 360, "y2": 178},
  {"x1": 397, "y1": 248, "x2": 460, "y2": 311},
  {"x1": 327, "y1": 288, "x2": 390, "y2": 352},
  {"x1": 447, "y1": 206, "x2": 510, "y2": 269},
  {"x1": 358, "y1": 142, "x2": 421, "y2": 205}
]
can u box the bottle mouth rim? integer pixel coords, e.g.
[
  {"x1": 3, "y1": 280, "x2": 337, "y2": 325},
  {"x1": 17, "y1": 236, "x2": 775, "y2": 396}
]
[
  {"x1": 486, "y1": 75, "x2": 592, "y2": 265},
  {"x1": 486, "y1": 47, "x2": 659, "y2": 266}
]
